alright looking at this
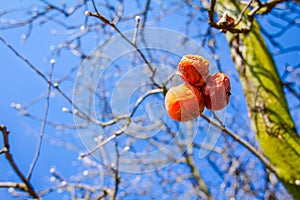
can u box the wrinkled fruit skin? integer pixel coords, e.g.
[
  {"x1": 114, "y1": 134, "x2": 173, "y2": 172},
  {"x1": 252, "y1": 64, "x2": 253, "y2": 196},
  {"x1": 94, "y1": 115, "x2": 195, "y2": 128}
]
[
  {"x1": 202, "y1": 72, "x2": 231, "y2": 111},
  {"x1": 165, "y1": 84, "x2": 205, "y2": 122},
  {"x1": 178, "y1": 54, "x2": 210, "y2": 87}
]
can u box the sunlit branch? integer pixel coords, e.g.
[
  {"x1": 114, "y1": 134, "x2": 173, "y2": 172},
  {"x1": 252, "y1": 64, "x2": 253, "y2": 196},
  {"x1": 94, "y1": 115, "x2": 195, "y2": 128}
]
[
  {"x1": 0, "y1": 182, "x2": 27, "y2": 192},
  {"x1": 132, "y1": 16, "x2": 140, "y2": 46},
  {"x1": 235, "y1": 0, "x2": 253, "y2": 26},
  {"x1": 79, "y1": 88, "x2": 163, "y2": 159},
  {"x1": 38, "y1": 179, "x2": 107, "y2": 198},
  {"x1": 200, "y1": 114, "x2": 278, "y2": 174}
]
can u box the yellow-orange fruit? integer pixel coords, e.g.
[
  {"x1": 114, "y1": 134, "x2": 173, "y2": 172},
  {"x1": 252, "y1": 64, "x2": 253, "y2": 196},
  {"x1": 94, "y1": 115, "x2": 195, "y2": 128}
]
[
  {"x1": 202, "y1": 72, "x2": 231, "y2": 111},
  {"x1": 164, "y1": 84, "x2": 205, "y2": 122},
  {"x1": 178, "y1": 54, "x2": 210, "y2": 87}
]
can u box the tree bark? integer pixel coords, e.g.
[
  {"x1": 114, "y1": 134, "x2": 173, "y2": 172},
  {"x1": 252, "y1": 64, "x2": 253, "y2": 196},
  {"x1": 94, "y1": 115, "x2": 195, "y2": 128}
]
[{"x1": 216, "y1": 0, "x2": 300, "y2": 198}]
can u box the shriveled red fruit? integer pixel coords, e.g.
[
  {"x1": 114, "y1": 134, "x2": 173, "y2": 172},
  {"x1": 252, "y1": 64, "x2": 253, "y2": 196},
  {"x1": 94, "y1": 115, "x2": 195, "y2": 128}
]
[
  {"x1": 178, "y1": 54, "x2": 210, "y2": 87},
  {"x1": 202, "y1": 72, "x2": 231, "y2": 111},
  {"x1": 164, "y1": 83, "x2": 205, "y2": 122}
]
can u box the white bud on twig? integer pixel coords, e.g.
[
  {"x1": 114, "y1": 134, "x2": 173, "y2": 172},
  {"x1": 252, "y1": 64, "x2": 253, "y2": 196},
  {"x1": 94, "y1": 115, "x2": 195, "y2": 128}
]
[
  {"x1": 83, "y1": 170, "x2": 89, "y2": 176},
  {"x1": 53, "y1": 82, "x2": 59, "y2": 88},
  {"x1": 135, "y1": 15, "x2": 140, "y2": 22},
  {"x1": 85, "y1": 11, "x2": 92, "y2": 16},
  {"x1": 50, "y1": 176, "x2": 56, "y2": 182},
  {"x1": 73, "y1": 109, "x2": 78, "y2": 115},
  {"x1": 8, "y1": 187, "x2": 14, "y2": 193},
  {"x1": 15, "y1": 103, "x2": 21, "y2": 109},
  {"x1": 60, "y1": 181, "x2": 67, "y2": 186},
  {"x1": 62, "y1": 107, "x2": 69, "y2": 112},
  {"x1": 124, "y1": 146, "x2": 130, "y2": 151},
  {"x1": 50, "y1": 59, "x2": 56, "y2": 64},
  {"x1": 49, "y1": 167, "x2": 56, "y2": 173}
]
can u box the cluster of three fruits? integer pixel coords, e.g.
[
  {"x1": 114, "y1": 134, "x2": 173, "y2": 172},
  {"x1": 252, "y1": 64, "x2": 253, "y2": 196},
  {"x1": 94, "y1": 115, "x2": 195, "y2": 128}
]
[{"x1": 164, "y1": 54, "x2": 231, "y2": 122}]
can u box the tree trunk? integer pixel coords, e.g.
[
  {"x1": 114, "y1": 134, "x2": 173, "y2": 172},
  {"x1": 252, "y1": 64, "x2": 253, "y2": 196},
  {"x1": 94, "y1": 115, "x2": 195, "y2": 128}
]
[{"x1": 216, "y1": 0, "x2": 300, "y2": 198}]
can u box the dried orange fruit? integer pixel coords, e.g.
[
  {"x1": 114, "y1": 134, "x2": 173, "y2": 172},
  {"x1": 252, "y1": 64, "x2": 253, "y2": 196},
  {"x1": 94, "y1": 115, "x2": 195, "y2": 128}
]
[
  {"x1": 164, "y1": 83, "x2": 205, "y2": 122},
  {"x1": 178, "y1": 54, "x2": 210, "y2": 87}
]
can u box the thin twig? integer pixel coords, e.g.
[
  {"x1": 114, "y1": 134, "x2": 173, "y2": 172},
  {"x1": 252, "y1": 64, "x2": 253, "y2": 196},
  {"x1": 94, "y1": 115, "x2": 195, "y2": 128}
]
[
  {"x1": 0, "y1": 182, "x2": 27, "y2": 192},
  {"x1": 235, "y1": 0, "x2": 253, "y2": 26},
  {"x1": 0, "y1": 36, "x2": 125, "y2": 128},
  {"x1": 91, "y1": 0, "x2": 100, "y2": 14},
  {"x1": 141, "y1": 0, "x2": 151, "y2": 28},
  {"x1": 282, "y1": 81, "x2": 300, "y2": 100},
  {"x1": 132, "y1": 16, "x2": 140, "y2": 46},
  {"x1": 80, "y1": 88, "x2": 163, "y2": 159},
  {"x1": 85, "y1": 10, "x2": 161, "y2": 88},
  {"x1": 184, "y1": 143, "x2": 212, "y2": 199},
  {"x1": 0, "y1": 37, "x2": 49, "y2": 85},
  {"x1": 200, "y1": 114, "x2": 278, "y2": 174},
  {"x1": 80, "y1": 134, "x2": 117, "y2": 159},
  {"x1": 207, "y1": 0, "x2": 288, "y2": 33},
  {"x1": 212, "y1": 111, "x2": 225, "y2": 128},
  {"x1": 111, "y1": 143, "x2": 120, "y2": 200},
  {"x1": 0, "y1": 126, "x2": 39, "y2": 199},
  {"x1": 27, "y1": 60, "x2": 54, "y2": 180}
]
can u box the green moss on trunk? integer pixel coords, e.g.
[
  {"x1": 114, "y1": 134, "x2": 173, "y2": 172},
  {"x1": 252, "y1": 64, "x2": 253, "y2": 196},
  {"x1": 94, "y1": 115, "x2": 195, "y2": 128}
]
[{"x1": 216, "y1": 0, "x2": 300, "y2": 198}]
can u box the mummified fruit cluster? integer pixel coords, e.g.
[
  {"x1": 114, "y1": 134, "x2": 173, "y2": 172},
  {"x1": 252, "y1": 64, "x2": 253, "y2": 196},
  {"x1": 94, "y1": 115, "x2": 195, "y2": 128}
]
[{"x1": 164, "y1": 54, "x2": 231, "y2": 122}]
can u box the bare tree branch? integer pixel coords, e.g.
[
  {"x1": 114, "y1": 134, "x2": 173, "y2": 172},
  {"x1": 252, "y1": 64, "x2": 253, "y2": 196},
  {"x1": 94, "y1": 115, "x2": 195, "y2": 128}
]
[
  {"x1": 85, "y1": 3, "x2": 161, "y2": 88},
  {"x1": 27, "y1": 60, "x2": 54, "y2": 180},
  {"x1": 80, "y1": 88, "x2": 163, "y2": 159},
  {"x1": 0, "y1": 182, "x2": 27, "y2": 192},
  {"x1": 200, "y1": 114, "x2": 278, "y2": 174},
  {"x1": 111, "y1": 143, "x2": 120, "y2": 200},
  {"x1": 0, "y1": 126, "x2": 39, "y2": 199}
]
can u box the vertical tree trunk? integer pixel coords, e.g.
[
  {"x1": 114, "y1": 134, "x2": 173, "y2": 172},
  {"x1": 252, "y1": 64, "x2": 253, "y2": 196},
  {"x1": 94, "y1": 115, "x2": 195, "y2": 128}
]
[{"x1": 216, "y1": 0, "x2": 300, "y2": 198}]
